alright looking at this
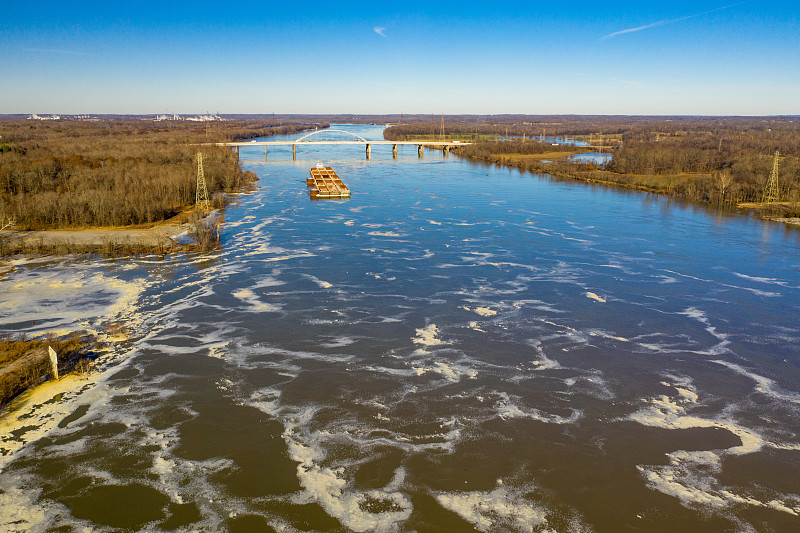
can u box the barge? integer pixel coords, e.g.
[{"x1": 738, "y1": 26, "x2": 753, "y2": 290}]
[{"x1": 307, "y1": 164, "x2": 351, "y2": 199}]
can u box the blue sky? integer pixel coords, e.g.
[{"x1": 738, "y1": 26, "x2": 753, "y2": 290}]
[{"x1": 1, "y1": 1, "x2": 798, "y2": 115}]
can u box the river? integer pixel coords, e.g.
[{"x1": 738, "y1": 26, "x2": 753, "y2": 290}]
[{"x1": 1, "y1": 125, "x2": 799, "y2": 532}]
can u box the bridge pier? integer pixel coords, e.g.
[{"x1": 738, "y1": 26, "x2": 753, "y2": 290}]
[
  {"x1": 444, "y1": 146, "x2": 450, "y2": 157},
  {"x1": 366, "y1": 143, "x2": 371, "y2": 159},
  {"x1": 392, "y1": 144, "x2": 398, "y2": 159},
  {"x1": 264, "y1": 145, "x2": 268, "y2": 161},
  {"x1": 418, "y1": 145, "x2": 423, "y2": 158},
  {"x1": 292, "y1": 144, "x2": 296, "y2": 161}
]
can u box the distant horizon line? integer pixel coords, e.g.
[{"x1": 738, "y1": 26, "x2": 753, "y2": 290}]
[{"x1": 2, "y1": 113, "x2": 799, "y2": 119}]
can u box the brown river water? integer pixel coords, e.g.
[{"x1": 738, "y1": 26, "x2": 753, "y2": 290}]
[{"x1": 1, "y1": 125, "x2": 799, "y2": 532}]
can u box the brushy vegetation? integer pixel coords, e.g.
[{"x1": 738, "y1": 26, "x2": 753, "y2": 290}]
[
  {"x1": 0, "y1": 332, "x2": 95, "y2": 407},
  {"x1": 387, "y1": 116, "x2": 800, "y2": 215},
  {"x1": 451, "y1": 139, "x2": 585, "y2": 156},
  {"x1": 0, "y1": 118, "x2": 322, "y2": 230}
]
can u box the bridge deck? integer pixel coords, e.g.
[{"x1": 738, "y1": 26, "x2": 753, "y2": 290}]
[{"x1": 218, "y1": 140, "x2": 471, "y2": 147}]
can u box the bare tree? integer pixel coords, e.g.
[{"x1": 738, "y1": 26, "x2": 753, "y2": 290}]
[
  {"x1": 0, "y1": 214, "x2": 16, "y2": 231},
  {"x1": 716, "y1": 171, "x2": 732, "y2": 205}
]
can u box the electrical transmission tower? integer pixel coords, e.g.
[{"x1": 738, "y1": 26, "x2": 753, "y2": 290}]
[
  {"x1": 196, "y1": 152, "x2": 210, "y2": 210},
  {"x1": 761, "y1": 150, "x2": 780, "y2": 203}
]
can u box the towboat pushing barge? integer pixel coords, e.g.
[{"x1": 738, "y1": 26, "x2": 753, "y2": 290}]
[{"x1": 307, "y1": 164, "x2": 351, "y2": 199}]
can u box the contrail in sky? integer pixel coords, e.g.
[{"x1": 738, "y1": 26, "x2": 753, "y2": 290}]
[
  {"x1": 600, "y1": 1, "x2": 749, "y2": 40},
  {"x1": 374, "y1": 27, "x2": 387, "y2": 38}
]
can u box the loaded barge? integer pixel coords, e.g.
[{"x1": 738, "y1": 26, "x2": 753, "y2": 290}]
[{"x1": 307, "y1": 164, "x2": 351, "y2": 199}]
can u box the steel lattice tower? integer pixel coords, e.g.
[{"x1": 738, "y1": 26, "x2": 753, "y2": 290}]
[
  {"x1": 196, "y1": 152, "x2": 210, "y2": 210},
  {"x1": 762, "y1": 151, "x2": 780, "y2": 203}
]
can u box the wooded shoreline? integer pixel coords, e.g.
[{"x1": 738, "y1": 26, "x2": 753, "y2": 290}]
[
  {"x1": 0, "y1": 118, "x2": 326, "y2": 255},
  {"x1": 384, "y1": 116, "x2": 800, "y2": 222}
]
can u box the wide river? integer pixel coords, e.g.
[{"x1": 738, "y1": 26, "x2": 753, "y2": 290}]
[{"x1": 1, "y1": 125, "x2": 800, "y2": 532}]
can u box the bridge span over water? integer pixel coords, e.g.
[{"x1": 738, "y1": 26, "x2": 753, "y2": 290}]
[{"x1": 217, "y1": 128, "x2": 473, "y2": 160}]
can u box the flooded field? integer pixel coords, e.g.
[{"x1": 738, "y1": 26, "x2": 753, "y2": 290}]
[{"x1": 1, "y1": 125, "x2": 799, "y2": 532}]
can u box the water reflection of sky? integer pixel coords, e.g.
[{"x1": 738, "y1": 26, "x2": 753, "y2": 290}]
[{"x1": 567, "y1": 151, "x2": 612, "y2": 164}]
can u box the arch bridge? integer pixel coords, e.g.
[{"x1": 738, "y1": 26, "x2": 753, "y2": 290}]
[{"x1": 217, "y1": 127, "x2": 471, "y2": 160}]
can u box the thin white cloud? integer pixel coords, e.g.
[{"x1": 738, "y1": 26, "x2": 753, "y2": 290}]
[
  {"x1": 374, "y1": 26, "x2": 387, "y2": 38},
  {"x1": 23, "y1": 48, "x2": 88, "y2": 55},
  {"x1": 600, "y1": 1, "x2": 749, "y2": 40}
]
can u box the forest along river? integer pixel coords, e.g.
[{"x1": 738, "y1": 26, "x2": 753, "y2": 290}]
[{"x1": 1, "y1": 124, "x2": 800, "y2": 532}]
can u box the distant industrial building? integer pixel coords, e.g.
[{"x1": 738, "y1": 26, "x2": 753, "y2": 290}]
[{"x1": 155, "y1": 113, "x2": 223, "y2": 122}]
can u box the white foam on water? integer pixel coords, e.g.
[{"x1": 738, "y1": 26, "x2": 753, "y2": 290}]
[
  {"x1": 0, "y1": 375, "x2": 103, "y2": 473},
  {"x1": 301, "y1": 274, "x2": 333, "y2": 289},
  {"x1": 511, "y1": 299, "x2": 566, "y2": 314},
  {"x1": 662, "y1": 269, "x2": 782, "y2": 297},
  {"x1": 252, "y1": 272, "x2": 286, "y2": 288},
  {"x1": 236, "y1": 345, "x2": 354, "y2": 368},
  {"x1": 467, "y1": 321, "x2": 486, "y2": 333},
  {"x1": 0, "y1": 353, "x2": 229, "y2": 530},
  {"x1": 629, "y1": 381, "x2": 800, "y2": 517},
  {"x1": 585, "y1": 292, "x2": 606, "y2": 303},
  {"x1": 414, "y1": 324, "x2": 446, "y2": 347},
  {"x1": 587, "y1": 329, "x2": 628, "y2": 342},
  {"x1": 461, "y1": 306, "x2": 498, "y2": 317},
  {"x1": 319, "y1": 336, "x2": 357, "y2": 348},
  {"x1": 731, "y1": 272, "x2": 789, "y2": 286},
  {"x1": 413, "y1": 361, "x2": 478, "y2": 383},
  {"x1": 0, "y1": 480, "x2": 52, "y2": 532},
  {"x1": 564, "y1": 372, "x2": 615, "y2": 401},
  {"x1": 523, "y1": 339, "x2": 562, "y2": 371},
  {"x1": 0, "y1": 317, "x2": 156, "y2": 474},
  {"x1": 367, "y1": 231, "x2": 406, "y2": 237},
  {"x1": 676, "y1": 307, "x2": 731, "y2": 354},
  {"x1": 655, "y1": 275, "x2": 678, "y2": 284},
  {"x1": 231, "y1": 287, "x2": 283, "y2": 313},
  {"x1": 242, "y1": 383, "x2": 469, "y2": 529},
  {"x1": 712, "y1": 360, "x2": 800, "y2": 405},
  {"x1": 241, "y1": 242, "x2": 316, "y2": 262},
  {"x1": 722, "y1": 284, "x2": 781, "y2": 297},
  {"x1": 433, "y1": 484, "x2": 551, "y2": 533},
  {"x1": 493, "y1": 392, "x2": 582, "y2": 425},
  {"x1": 276, "y1": 408, "x2": 413, "y2": 532},
  {"x1": 628, "y1": 396, "x2": 761, "y2": 454},
  {"x1": 246, "y1": 387, "x2": 284, "y2": 417},
  {"x1": 141, "y1": 326, "x2": 238, "y2": 360},
  {"x1": 639, "y1": 453, "x2": 800, "y2": 516},
  {"x1": 221, "y1": 214, "x2": 256, "y2": 229},
  {"x1": 0, "y1": 267, "x2": 149, "y2": 334},
  {"x1": 401, "y1": 248, "x2": 434, "y2": 261}
]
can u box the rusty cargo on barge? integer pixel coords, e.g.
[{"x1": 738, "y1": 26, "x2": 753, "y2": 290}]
[{"x1": 307, "y1": 165, "x2": 351, "y2": 199}]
